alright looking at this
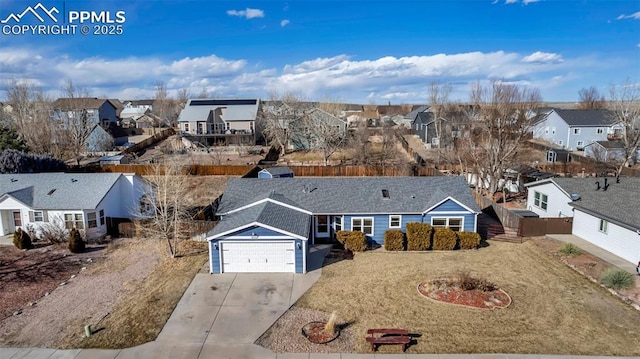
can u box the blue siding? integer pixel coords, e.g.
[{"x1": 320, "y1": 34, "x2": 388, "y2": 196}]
[
  {"x1": 228, "y1": 225, "x2": 285, "y2": 237},
  {"x1": 295, "y1": 238, "x2": 304, "y2": 273},
  {"x1": 210, "y1": 241, "x2": 221, "y2": 273},
  {"x1": 344, "y1": 213, "x2": 422, "y2": 245}
]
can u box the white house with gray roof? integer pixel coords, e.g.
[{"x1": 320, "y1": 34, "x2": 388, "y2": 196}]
[
  {"x1": 206, "y1": 177, "x2": 481, "y2": 274},
  {"x1": 0, "y1": 173, "x2": 152, "y2": 240},
  {"x1": 531, "y1": 109, "x2": 622, "y2": 150},
  {"x1": 525, "y1": 177, "x2": 640, "y2": 264}
]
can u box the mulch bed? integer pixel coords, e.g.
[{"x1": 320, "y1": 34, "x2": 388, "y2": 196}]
[
  {"x1": 302, "y1": 321, "x2": 340, "y2": 344},
  {"x1": 417, "y1": 281, "x2": 511, "y2": 309}
]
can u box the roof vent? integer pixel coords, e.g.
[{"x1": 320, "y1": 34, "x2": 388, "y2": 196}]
[
  {"x1": 47, "y1": 189, "x2": 56, "y2": 196},
  {"x1": 570, "y1": 193, "x2": 580, "y2": 201},
  {"x1": 71, "y1": 178, "x2": 78, "y2": 183},
  {"x1": 10, "y1": 178, "x2": 17, "y2": 182},
  {"x1": 382, "y1": 189, "x2": 390, "y2": 199}
]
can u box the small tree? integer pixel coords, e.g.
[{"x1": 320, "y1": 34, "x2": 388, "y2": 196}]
[
  {"x1": 68, "y1": 228, "x2": 85, "y2": 253},
  {"x1": 13, "y1": 228, "x2": 33, "y2": 250}
]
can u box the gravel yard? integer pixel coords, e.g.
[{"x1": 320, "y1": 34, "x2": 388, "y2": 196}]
[{"x1": 0, "y1": 238, "x2": 208, "y2": 349}]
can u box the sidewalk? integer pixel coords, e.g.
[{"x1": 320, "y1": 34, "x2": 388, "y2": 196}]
[{"x1": 546, "y1": 234, "x2": 637, "y2": 275}]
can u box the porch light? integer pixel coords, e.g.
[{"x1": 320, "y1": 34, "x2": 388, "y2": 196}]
[
  {"x1": 251, "y1": 233, "x2": 258, "y2": 240},
  {"x1": 296, "y1": 242, "x2": 301, "y2": 249},
  {"x1": 213, "y1": 242, "x2": 218, "y2": 250}
]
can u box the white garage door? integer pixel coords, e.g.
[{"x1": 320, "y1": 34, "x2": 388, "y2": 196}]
[{"x1": 221, "y1": 241, "x2": 295, "y2": 273}]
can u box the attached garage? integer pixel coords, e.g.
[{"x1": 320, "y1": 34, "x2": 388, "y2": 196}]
[{"x1": 219, "y1": 241, "x2": 295, "y2": 273}]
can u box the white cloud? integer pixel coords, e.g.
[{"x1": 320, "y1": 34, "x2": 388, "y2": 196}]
[
  {"x1": 226, "y1": 8, "x2": 265, "y2": 19},
  {"x1": 522, "y1": 0, "x2": 540, "y2": 4},
  {"x1": 617, "y1": 12, "x2": 640, "y2": 20},
  {"x1": 521, "y1": 51, "x2": 564, "y2": 64},
  {"x1": 280, "y1": 19, "x2": 290, "y2": 27},
  {"x1": 0, "y1": 47, "x2": 601, "y2": 103},
  {"x1": 502, "y1": 0, "x2": 540, "y2": 4}
]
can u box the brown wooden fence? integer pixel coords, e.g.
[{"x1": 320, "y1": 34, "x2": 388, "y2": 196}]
[
  {"x1": 518, "y1": 217, "x2": 573, "y2": 237},
  {"x1": 472, "y1": 192, "x2": 523, "y2": 229},
  {"x1": 123, "y1": 128, "x2": 175, "y2": 154},
  {"x1": 97, "y1": 164, "x2": 440, "y2": 177}
]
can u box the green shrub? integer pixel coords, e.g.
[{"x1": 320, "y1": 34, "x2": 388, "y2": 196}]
[
  {"x1": 457, "y1": 232, "x2": 481, "y2": 250},
  {"x1": 336, "y1": 230, "x2": 367, "y2": 252},
  {"x1": 600, "y1": 268, "x2": 634, "y2": 290},
  {"x1": 432, "y1": 227, "x2": 456, "y2": 250},
  {"x1": 68, "y1": 228, "x2": 85, "y2": 253},
  {"x1": 559, "y1": 243, "x2": 582, "y2": 257},
  {"x1": 13, "y1": 228, "x2": 33, "y2": 250},
  {"x1": 406, "y1": 222, "x2": 432, "y2": 251},
  {"x1": 384, "y1": 230, "x2": 405, "y2": 251}
]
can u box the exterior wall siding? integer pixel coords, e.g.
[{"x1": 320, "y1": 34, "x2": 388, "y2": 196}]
[
  {"x1": 525, "y1": 182, "x2": 573, "y2": 218},
  {"x1": 209, "y1": 240, "x2": 221, "y2": 273},
  {"x1": 226, "y1": 225, "x2": 288, "y2": 237},
  {"x1": 572, "y1": 209, "x2": 640, "y2": 264},
  {"x1": 423, "y1": 213, "x2": 476, "y2": 232},
  {"x1": 295, "y1": 238, "x2": 304, "y2": 273},
  {"x1": 532, "y1": 112, "x2": 569, "y2": 146}
]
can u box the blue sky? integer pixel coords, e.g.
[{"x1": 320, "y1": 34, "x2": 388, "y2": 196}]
[{"x1": 0, "y1": 0, "x2": 638, "y2": 103}]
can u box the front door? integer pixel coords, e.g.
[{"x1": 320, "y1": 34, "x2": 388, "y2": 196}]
[{"x1": 315, "y1": 215, "x2": 329, "y2": 238}]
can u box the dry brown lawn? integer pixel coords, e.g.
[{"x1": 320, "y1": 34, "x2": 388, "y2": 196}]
[
  {"x1": 60, "y1": 240, "x2": 208, "y2": 349},
  {"x1": 294, "y1": 241, "x2": 640, "y2": 355}
]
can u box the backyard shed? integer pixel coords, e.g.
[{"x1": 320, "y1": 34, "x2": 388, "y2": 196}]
[{"x1": 258, "y1": 166, "x2": 294, "y2": 178}]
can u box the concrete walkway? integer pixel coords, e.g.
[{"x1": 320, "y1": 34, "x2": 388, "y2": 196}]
[
  {"x1": 0, "y1": 243, "x2": 636, "y2": 359},
  {"x1": 546, "y1": 234, "x2": 638, "y2": 275}
]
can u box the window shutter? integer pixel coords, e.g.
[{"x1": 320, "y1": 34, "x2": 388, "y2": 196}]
[{"x1": 29, "y1": 211, "x2": 34, "y2": 222}]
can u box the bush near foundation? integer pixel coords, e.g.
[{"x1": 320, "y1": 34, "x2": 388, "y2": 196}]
[
  {"x1": 384, "y1": 230, "x2": 405, "y2": 251},
  {"x1": 432, "y1": 227, "x2": 456, "y2": 250},
  {"x1": 457, "y1": 232, "x2": 481, "y2": 250},
  {"x1": 406, "y1": 222, "x2": 432, "y2": 251}
]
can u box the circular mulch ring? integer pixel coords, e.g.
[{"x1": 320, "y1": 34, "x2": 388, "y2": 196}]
[
  {"x1": 301, "y1": 321, "x2": 340, "y2": 344},
  {"x1": 417, "y1": 280, "x2": 512, "y2": 309}
]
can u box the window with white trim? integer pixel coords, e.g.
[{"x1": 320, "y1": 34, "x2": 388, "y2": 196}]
[
  {"x1": 87, "y1": 212, "x2": 97, "y2": 228},
  {"x1": 431, "y1": 217, "x2": 463, "y2": 232},
  {"x1": 352, "y1": 217, "x2": 373, "y2": 235},
  {"x1": 576, "y1": 140, "x2": 584, "y2": 148},
  {"x1": 599, "y1": 219, "x2": 608, "y2": 234},
  {"x1": 389, "y1": 215, "x2": 401, "y2": 228},
  {"x1": 597, "y1": 128, "x2": 604, "y2": 134},
  {"x1": 99, "y1": 209, "x2": 105, "y2": 226},
  {"x1": 573, "y1": 128, "x2": 581, "y2": 135},
  {"x1": 33, "y1": 211, "x2": 44, "y2": 222},
  {"x1": 534, "y1": 191, "x2": 548, "y2": 210},
  {"x1": 334, "y1": 216, "x2": 342, "y2": 232},
  {"x1": 64, "y1": 213, "x2": 84, "y2": 229}
]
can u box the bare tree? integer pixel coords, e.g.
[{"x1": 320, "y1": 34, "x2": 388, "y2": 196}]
[
  {"x1": 348, "y1": 120, "x2": 371, "y2": 165},
  {"x1": 459, "y1": 81, "x2": 542, "y2": 194},
  {"x1": 291, "y1": 108, "x2": 346, "y2": 166},
  {"x1": 578, "y1": 86, "x2": 606, "y2": 109},
  {"x1": 427, "y1": 81, "x2": 453, "y2": 146},
  {"x1": 138, "y1": 161, "x2": 190, "y2": 258},
  {"x1": 608, "y1": 79, "x2": 640, "y2": 174},
  {"x1": 4, "y1": 79, "x2": 55, "y2": 155},
  {"x1": 56, "y1": 80, "x2": 97, "y2": 165},
  {"x1": 258, "y1": 92, "x2": 305, "y2": 156}
]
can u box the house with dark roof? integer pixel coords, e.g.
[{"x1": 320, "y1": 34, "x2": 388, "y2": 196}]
[
  {"x1": 524, "y1": 177, "x2": 640, "y2": 264},
  {"x1": 258, "y1": 166, "x2": 294, "y2": 178},
  {"x1": 177, "y1": 99, "x2": 260, "y2": 146},
  {"x1": 51, "y1": 98, "x2": 120, "y2": 129},
  {"x1": 531, "y1": 109, "x2": 622, "y2": 151},
  {"x1": 0, "y1": 173, "x2": 152, "y2": 241},
  {"x1": 206, "y1": 177, "x2": 481, "y2": 273}
]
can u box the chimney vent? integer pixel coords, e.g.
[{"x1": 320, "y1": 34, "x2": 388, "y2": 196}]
[{"x1": 595, "y1": 181, "x2": 600, "y2": 190}]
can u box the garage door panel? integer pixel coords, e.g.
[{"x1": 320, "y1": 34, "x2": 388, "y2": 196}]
[{"x1": 221, "y1": 241, "x2": 295, "y2": 273}]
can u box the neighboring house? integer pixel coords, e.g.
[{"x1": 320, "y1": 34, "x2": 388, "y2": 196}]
[
  {"x1": 288, "y1": 108, "x2": 347, "y2": 150},
  {"x1": 123, "y1": 99, "x2": 155, "y2": 112},
  {"x1": 584, "y1": 140, "x2": 638, "y2": 165},
  {"x1": 87, "y1": 124, "x2": 115, "y2": 152},
  {"x1": 206, "y1": 177, "x2": 481, "y2": 273},
  {"x1": 258, "y1": 166, "x2": 294, "y2": 178},
  {"x1": 51, "y1": 98, "x2": 120, "y2": 129},
  {"x1": 100, "y1": 155, "x2": 130, "y2": 165},
  {"x1": 531, "y1": 109, "x2": 622, "y2": 150},
  {"x1": 524, "y1": 177, "x2": 640, "y2": 264},
  {"x1": 0, "y1": 173, "x2": 153, "y2": 240},
  {"x1": 403, "y1": 105, "x2": 429, "y2": 128},
  {"x1": 177, "y1": 99, "x2": 260, "y2": 146}
]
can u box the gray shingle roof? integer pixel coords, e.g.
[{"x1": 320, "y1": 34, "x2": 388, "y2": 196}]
[
  {"x1": 178, "y1": 99, "x2": 259, "y2": 123},
  {"x1": 217, "y1": 176, "x2": 480, "y2": 215},
  {"x1": 0, "y1": 173, "x2": 123, "y2": 210},
  {"x1": 405, "y1": 105, "x2": 429, "y2": 120},
  {"x1": 529, "y1": 177, "x2": 640, "y2": 231},
  {"x1": 552, "y1": 109, "x2": 618, "y2": 127},
  {"x1": 209, "y1": 201, "x2": 311, "y2": 238}
]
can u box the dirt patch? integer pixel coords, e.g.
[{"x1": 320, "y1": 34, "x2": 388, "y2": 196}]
[
  {"x1": 0, "y1": 238, "x2": 207, "y2": 349},
  {"x1": 0, "y1": 243, "x2": 107, "y2": 321},
  {"x1": 417, "y1": 281, "x2": 511, "y2": 309}
]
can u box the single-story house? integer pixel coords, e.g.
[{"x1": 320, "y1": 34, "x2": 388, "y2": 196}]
[
  {"x1": 206, "y1": 176, "x2": 481, "y2": 274},
  {"x1": 584, "y1": 140, "x2": 639, "y2": 165},
  {"x1": 258, "y1": 166, "x2": 294, "y2": 178},
  {"x1": 0, "y1": 173, "x2": 153, "y2": 240},
  {"x1": 525, "y1": 177, "x2": 640, "y2": 264}
]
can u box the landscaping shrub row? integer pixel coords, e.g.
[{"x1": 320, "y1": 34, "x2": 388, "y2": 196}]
[
  {"x1": 384, "y1": 223, "x2": 481, "y2": 251},
  {"x1": 336, "y1": 230, "x2": 367, "y2": 252}
]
